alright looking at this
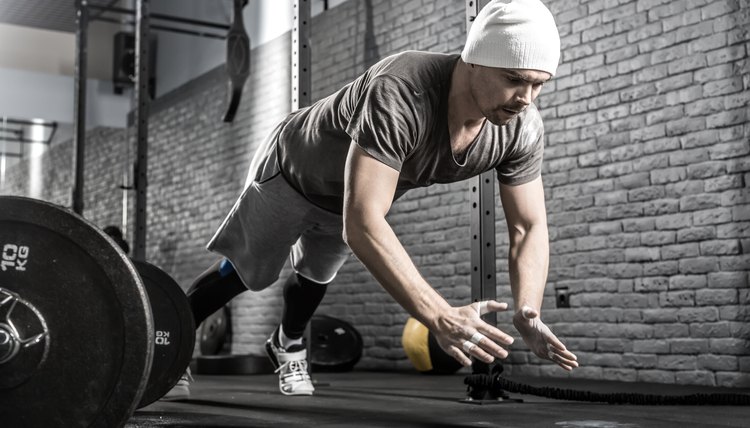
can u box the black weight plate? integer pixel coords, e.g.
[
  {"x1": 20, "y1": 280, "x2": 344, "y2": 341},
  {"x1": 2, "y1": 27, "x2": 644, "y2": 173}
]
[
  {"x1": 133, "y1": 260, "x2": 195, "y2": 409},
  {"x1": 200, "y1": 305, "x2": 231, "y2": 356},
  {"x1": 310, "y1": 315, "x2": 363, "y2": 372},
  {"x1": 0, "y1": 196, "x2": 153, "y2": 428}
]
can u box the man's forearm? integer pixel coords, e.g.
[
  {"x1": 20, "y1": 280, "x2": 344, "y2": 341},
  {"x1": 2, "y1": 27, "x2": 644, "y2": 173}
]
[
  {"x1": 343, "y1": 214, "x2": 451, "y2": 329},
  {"x1": 508, "y1": 223, "x2": 549, "y2": 313}
]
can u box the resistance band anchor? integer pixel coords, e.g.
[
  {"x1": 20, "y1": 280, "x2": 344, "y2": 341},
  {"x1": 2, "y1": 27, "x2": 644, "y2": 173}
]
[{"x1": 462, "y1": 361, "x2": 522, "y2": 404}]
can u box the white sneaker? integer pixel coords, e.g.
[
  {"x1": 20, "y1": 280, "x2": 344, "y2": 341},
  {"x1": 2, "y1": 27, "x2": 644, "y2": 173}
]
[
  {"x1": 265, "y1": 328, "x2": 314, "y2": 396},
  {"x1": 160, "y1": 367, "x2": 193, "y2": 401}
]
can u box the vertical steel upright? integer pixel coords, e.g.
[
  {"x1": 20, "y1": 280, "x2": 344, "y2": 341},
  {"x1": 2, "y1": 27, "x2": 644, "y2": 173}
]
[
  {"x1": 462, "y1": 1, "x2": 516, "y2": 404},
  {"x1": 132, "y1": 0, "x2": 151, "y2": 262},
  {"x1": 292, "y1": 0, "x2": 311, "y2": 111},
  {"x1": 293, "y1": 0, "x2": 314, "y2": 368},
  {"x1": 466, "y1": 0, "x2": 497, "y2": 327},
  {"x1": 72, "y1": 0, "x2": 89, "y2": 215}
]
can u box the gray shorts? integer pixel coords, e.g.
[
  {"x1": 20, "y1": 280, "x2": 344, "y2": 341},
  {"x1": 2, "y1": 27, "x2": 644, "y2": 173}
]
[{"x1": 207, "y1": 129, "x2": 350, "y2": 290}]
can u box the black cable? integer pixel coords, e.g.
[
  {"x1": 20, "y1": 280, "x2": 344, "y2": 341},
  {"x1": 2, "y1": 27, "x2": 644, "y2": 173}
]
[{"x1": 464, "y1": 373, "x2": 750, "y2": 405}]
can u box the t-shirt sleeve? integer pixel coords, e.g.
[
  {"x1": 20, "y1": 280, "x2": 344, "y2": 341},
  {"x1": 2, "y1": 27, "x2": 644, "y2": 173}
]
[
  {"x1": 346, "y1": 76, "x2": 419, "y2": 171},
  {"x1": 495, "y1": 114, "x2": 545, "y2": 186}
]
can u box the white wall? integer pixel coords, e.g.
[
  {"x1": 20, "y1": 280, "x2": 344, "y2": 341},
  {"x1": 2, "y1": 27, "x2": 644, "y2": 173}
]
[
  {"x1": 0, "y1": 21, "x2": 123, "y2": 81},
  {"x1": 0, "y1": 20, "x2": 131, "y2": 132},
  {"x1": 0, "y1": 67, "x2": 132, "y2": 128}
]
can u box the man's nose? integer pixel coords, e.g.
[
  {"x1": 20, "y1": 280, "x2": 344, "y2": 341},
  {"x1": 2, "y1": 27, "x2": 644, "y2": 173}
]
[{"x1": 514, "y1": 84, "x2": 533, "y2": 106}]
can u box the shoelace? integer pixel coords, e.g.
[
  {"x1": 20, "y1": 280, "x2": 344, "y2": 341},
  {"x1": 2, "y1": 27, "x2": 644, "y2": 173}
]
[{"x1": 275, "y1": 359, "x2": 311, "y2": 382}]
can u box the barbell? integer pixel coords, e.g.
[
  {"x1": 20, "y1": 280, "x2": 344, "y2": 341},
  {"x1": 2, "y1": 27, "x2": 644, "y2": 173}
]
[{"x1": 0, "y1": 196, "x2": 195, "y2": 427}]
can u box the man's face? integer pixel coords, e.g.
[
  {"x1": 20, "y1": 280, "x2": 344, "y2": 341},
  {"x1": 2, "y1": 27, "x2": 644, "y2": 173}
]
[{"x1": 468, "y1": 65, "x2": 551, "y2": 126}]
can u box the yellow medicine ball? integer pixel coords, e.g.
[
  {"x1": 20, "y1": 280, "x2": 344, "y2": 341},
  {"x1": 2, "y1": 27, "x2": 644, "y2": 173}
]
[{"x1": 401, "y1": 317, "x2": 463, "y2": 374}]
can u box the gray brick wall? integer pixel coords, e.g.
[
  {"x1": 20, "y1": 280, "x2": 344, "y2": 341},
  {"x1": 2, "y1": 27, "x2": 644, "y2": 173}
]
[
  {"x1": 539, "y1": 0, "x2": 750, "y2": 388},
  {"x1": 1, "y1": 0, "x2": 747, "y2": 387}
]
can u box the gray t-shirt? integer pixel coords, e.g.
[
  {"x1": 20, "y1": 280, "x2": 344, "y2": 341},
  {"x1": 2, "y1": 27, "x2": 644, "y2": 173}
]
[{"x1": 276, "y1": 51, "x2": 545, "y2": 214}]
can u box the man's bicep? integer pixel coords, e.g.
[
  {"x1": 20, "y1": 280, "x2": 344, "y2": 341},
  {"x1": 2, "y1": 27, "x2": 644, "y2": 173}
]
[
  {"x1": 498, "y1": 176, "x2": 547, "y2": 230},
  {"x1": 344, "y1": 142, "x2": 400, "y2": 218}
]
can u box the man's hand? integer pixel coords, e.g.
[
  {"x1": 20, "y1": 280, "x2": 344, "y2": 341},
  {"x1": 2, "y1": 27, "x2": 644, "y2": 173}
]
[
  {"x1": 431, "y1": 300, "x2": 515, "y2": 367},
  {"x1": 512, "y1": 306, "x2": 578, "y2": 371}
]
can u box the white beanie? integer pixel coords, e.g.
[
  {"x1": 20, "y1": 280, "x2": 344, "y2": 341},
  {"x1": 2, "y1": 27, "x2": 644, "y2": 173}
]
[{"x1": 461, "y1": 0, "x2": 561, "y2": 76}]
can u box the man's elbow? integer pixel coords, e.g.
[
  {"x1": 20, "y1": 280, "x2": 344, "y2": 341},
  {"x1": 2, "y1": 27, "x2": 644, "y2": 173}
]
[
  {"x1": 341, "y1": 220, "x2": 354, "y2": 247},
  {"x1": 342, "y1": 212, "x2": 363, "y2": 248},
  {"x1": 508, "y1": 222, "x2": 530, "y2": 240},
  {"x1": 508, "y1": 222, "x2": 548, "y2": 246},
  {"x1": 342, "y1": 208, "x2": 380, "y2": 250}
]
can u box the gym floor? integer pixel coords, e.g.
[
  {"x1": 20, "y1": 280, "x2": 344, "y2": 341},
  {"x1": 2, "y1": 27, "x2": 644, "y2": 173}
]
[{"x1": 132, "y1": 371, "x2": 750, "y2": 427}]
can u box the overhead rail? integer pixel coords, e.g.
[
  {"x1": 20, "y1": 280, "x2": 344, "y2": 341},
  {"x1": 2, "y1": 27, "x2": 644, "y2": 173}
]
[{"x1": 89, "y1": 3, "x2": 231, "y2": 39}]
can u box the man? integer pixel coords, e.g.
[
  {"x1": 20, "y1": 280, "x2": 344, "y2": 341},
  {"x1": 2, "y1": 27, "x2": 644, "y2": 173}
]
[{"x1": 166, "y1": 0, "x2": 578, "y2": 399}]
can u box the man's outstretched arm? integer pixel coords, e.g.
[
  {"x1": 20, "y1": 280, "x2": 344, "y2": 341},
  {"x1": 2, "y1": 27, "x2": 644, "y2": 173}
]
[
  {"x1": 499, "y1": 177, "x2": 578, "y2": 371},
  {"x1": 343, "y1": 143, "x2": 513, "y2": 366}
]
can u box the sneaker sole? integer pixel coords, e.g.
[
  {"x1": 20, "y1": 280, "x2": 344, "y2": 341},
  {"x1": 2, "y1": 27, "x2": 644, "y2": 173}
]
[{"x1": 280, "y1": 389, "x2": 313, "y2": 396}]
